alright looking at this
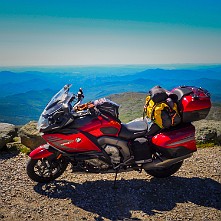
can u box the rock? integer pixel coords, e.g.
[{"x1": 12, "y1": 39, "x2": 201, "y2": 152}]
[
  {"x1": 193, "y1": 120, "x2": 221, "y2": 144},
  {"x1": 18, "y1": 121, "x2": 46, "y2": 150},
  {"x1": 197, "y1": 127, "x2": 217, "y2": 143},
  {"x1": 0, "y1": 123, "x2": 17, "y2": 150}
]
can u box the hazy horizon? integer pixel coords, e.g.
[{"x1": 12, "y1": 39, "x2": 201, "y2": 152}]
[{"x1": 1, "y1": 63, "x2": 221, "y2": 73}]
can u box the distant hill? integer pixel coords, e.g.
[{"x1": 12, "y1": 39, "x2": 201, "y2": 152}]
[
  {"x1": 108, "y1": 92, "x2": 146, "y2": 123},
  {"x1": 108, "y1": 92, "x2": 221, "y2": 123},
  {"x1": 0, "y1": 89, "x2": 56, "y2": 125},
  {"x1": 0, "y1": 66, "x2": 221, "y2": 124}
]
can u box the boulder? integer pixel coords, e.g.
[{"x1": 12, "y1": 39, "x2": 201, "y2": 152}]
[
  {"x1": 193, "y1": 120, "x2": 221, "y2": 144},
  {"x1": 0, "y1": 123, "x2": 17, "y2": 149},
  {"x1": 18, "y1": 121, "x2": 46, "y2": 150}
]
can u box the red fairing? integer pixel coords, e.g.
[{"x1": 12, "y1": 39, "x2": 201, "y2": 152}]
[
  {"x1": 79, "y1": 116, "x2": 121, "y2": 137},
  {"x1": 41, "y1": 116, "x2": 121, "y2": 153},
  {"x1": 181, "y1": 95, "x2": 211, "y2": 112},
  {"x1": 152, "y1": 124, "x2": 196, "y2": 151},
  {"x1": 43, "y1": 132, "x2": 102, "y2": 153},
  {"x1": 29, "y1": 145, "x2": 53, "y2": 159}
]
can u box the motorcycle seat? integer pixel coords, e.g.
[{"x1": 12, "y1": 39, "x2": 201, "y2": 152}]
[
  {"x1": 119, "y1": 120, "x2": 148, "y2": 140},
  {"x1": 123, "y1": 120, "x2": 147, "y2": 131}
]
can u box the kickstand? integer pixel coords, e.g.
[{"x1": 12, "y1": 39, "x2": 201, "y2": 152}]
[
  {"x1": 139, "y1": 164, "x2": 143, "y2": 173},
  {"x1": 112, "y1": 169, "x2": 119, "y2": 189}
]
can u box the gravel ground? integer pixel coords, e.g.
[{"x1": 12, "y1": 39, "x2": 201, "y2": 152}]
[{"x1": 0, "y1": 147, "x2": 221, "y2": 221}]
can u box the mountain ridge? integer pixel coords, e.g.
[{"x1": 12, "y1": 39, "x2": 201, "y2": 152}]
[{"x1": 0, "y1": 67, "x2": 221, "y2": 124}]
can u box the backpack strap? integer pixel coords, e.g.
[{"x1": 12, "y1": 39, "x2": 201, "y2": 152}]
[{"x1": 143, "y1": 94, "x2": 151, "y2": 119}]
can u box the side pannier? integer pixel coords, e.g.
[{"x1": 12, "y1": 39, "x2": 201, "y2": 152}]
[
  {"x1": 171, "y1": 86, "x2": 211, "y2": 123},
  {"x1": 144, "y1": 86, "x2": 181, "y2": 129}
]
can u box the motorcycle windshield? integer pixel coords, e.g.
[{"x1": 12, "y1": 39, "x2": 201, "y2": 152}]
[{"x1": 37, "y1": 84, "x2": 73, "y2": 131}]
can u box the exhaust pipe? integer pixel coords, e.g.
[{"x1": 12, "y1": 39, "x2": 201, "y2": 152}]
[
  {"x1": 72, "y1": 154, "x2": 193, "y2": 174},
  {"x1": 143, "y1": 153, "x2": 193, "y2": 170}
]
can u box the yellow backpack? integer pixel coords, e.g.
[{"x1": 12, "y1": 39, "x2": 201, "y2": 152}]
[{"x1": 144, "y1": 87, "x2": 181, "y2": 129}]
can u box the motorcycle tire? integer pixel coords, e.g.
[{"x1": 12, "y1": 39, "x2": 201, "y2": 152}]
[
  {"x1": 26, "y1": 156, "x2": 69, "y2": 183},
  {"x1": 145, "y1": 161, "x2": 183, "y2": 178}
]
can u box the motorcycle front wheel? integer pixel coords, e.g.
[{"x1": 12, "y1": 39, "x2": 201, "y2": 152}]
[
  {"x1": 145, "y1": 161, "x2": 183, "y2": 178},
  {"x1": 27, "y1": 156, "x2": 68, "y2": 183}
]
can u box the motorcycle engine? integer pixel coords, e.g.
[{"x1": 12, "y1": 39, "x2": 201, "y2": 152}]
[
  {"x1": 104, "y1": 145, "x2": 121, "y2": 164},
  {"x1": 83, "y1": 145, "x2": 121, "y2": 172}
]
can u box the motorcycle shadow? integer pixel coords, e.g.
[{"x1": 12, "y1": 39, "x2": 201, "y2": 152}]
[
  {"x1": 0, "y1": 150, "x2": 19, "y2": 159},
  {"x1": 34, "y1": 176, "x2": 221, "y2": 220}
]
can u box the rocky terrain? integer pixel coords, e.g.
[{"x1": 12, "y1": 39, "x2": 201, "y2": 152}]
[
  {"x1": 0, "y1": 121, "x2": 46, "y2": 152},
  {"x1": 0, "y1": 146, "x2": 220, "y2": 221}
]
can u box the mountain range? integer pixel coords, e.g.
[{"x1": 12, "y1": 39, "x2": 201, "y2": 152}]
[{"x1": 0, "y1": 66, "x2": 221, "y2": 125}]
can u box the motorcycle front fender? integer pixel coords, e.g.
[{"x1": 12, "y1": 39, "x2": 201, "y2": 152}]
[{"x1": 29, "y1": 144, "x2": 54, "y2": 159}]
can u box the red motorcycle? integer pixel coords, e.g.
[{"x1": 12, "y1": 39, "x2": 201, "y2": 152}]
[{"x1": 27, "y1": 84, "x2": 211, "y2": 185}]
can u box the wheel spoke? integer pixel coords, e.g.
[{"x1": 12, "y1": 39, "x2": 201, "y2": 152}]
[
  {"x1": 35, "y1": 164, "x2": 44, "y2": 176},
  {"x1": 27, "y1": 157, "x2": 68, "y2": 183}
]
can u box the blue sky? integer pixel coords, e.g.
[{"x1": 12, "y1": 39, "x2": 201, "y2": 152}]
[{"x1": 0, "y1": 0, "x2": 221, "y2": 66}]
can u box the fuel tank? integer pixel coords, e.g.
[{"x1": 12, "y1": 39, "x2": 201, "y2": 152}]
[{"x1": 67, "y1": 114, "x2": 121, "y2": 137}]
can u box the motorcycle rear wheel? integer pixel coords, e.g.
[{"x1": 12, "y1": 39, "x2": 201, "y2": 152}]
[
  {"x1": 27, "y1": 156, "x2": 68, "y2": 183},
  {"x1": 145, "y1": 161, "x2": 183, "y2": 178}
]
